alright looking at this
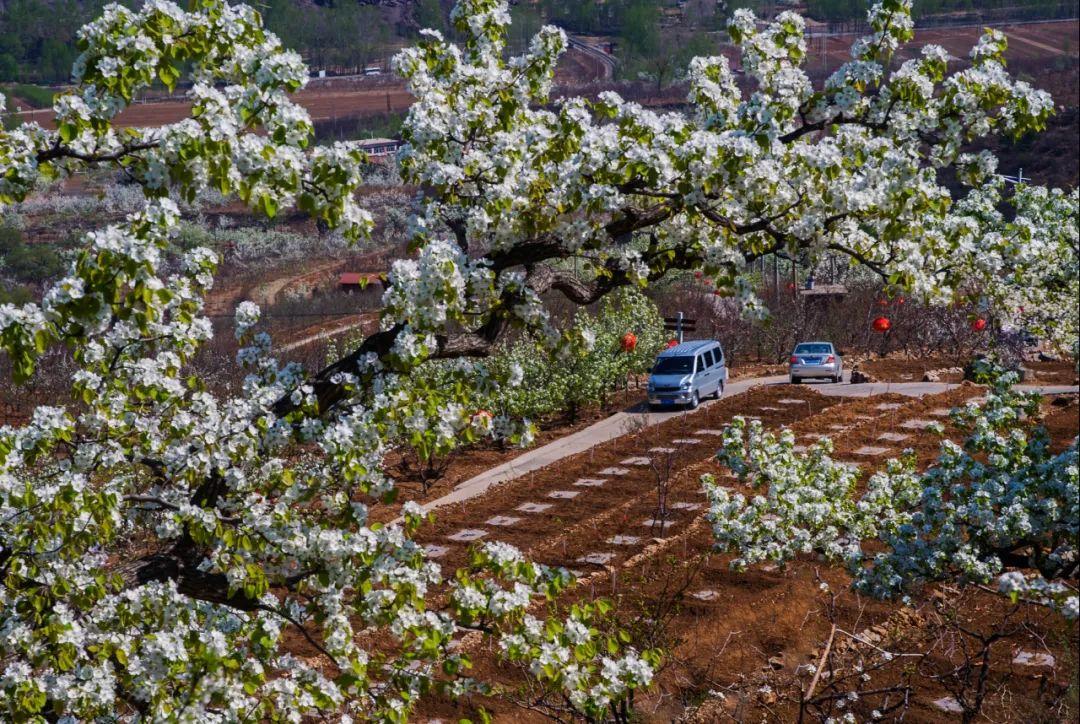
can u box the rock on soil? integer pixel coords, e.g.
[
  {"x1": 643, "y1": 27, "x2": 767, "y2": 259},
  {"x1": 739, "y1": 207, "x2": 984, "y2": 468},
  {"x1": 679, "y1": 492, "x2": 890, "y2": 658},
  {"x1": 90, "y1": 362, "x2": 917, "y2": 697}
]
[{"x1": 850, "y1": 366, "x2": 877, "y2": 383}]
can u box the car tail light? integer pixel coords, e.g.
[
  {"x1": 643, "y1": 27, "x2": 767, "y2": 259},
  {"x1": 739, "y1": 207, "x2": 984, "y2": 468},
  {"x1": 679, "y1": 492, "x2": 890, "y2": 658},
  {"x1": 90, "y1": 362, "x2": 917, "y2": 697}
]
[
  {"x1": 826, "y1": 355, "x2": 835, "y2": 363},
  {"x1": 789, "y1": 356, "x2": 799, "y2": 364}
]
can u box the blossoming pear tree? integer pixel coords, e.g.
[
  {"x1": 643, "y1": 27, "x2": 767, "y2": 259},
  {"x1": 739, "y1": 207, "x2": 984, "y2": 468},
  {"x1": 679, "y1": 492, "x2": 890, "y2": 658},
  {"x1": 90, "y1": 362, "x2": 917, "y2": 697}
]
[
  {"x1": 0, "y1": 0, "x2": 1076, "y2": 719},
  {"x1": 704, "y1": 372, "x2": 1078, "y2": 618}
]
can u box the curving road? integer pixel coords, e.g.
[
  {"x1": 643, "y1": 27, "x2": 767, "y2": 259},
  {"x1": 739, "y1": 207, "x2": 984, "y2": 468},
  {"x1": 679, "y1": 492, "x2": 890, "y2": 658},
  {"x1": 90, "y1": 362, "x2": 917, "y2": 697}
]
[{"x1": 566, "y1": 36, "x2": 617, "y2": 81}]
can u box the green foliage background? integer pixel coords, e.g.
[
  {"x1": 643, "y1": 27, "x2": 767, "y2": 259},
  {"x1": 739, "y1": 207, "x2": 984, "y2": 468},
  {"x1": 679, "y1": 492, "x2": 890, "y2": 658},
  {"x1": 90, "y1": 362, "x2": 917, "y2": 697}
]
[{"x1": 490, "y1": 287, "x2": 666, "y2": 421}]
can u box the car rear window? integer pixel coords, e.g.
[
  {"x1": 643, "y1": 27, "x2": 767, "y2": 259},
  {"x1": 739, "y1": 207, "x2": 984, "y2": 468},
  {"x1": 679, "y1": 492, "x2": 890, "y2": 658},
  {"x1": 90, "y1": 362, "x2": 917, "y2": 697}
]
[
  {"x1": 653, "y1": 356, "x2": 694, "y2": 374},
  {"x1": 795, "y1": 344, "x2": 832, "y2": 355}
]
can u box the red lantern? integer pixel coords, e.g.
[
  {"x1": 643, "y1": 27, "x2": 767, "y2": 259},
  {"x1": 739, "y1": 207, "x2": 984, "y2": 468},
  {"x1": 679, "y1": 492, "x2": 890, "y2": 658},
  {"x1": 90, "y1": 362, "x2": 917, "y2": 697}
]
[
  {"x1": 620, "y1": 332, "x2": 638, "y2": 353},
  {"x1": 703, "y1": 278, "x2": 713, "y2": 286},
  {"x1": 896, "y1": 296, "x2": 905, "y2": 305},
  {"x1": 713, "y1": 289, "x2": 722, "y2": 296},
  {"x1": 666, "y1": 339, "x2": 679, "y2": 349},
  {"x1": 878, "y1": 299, "x2": 889, "y2": 307},
  {"x1": 971, "y1": 318, "x2": 987, "y2": 331},
  {"x1": 872, "y1": 316, "x2": 891, "y2": 333},
  {"x1": 694, "y1": 270, "x2": 703, "y2": 279}
]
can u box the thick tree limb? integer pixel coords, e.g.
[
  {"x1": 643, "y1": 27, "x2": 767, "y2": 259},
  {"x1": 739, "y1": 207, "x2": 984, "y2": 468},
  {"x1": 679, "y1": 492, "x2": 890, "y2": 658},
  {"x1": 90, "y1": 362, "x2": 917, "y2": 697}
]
[
  {"x1": 112, "y1": 550, "x2": 261, "y2": 611},
  {"x1": 36, "y1": 140, "x2": 158, "y2": 165}
]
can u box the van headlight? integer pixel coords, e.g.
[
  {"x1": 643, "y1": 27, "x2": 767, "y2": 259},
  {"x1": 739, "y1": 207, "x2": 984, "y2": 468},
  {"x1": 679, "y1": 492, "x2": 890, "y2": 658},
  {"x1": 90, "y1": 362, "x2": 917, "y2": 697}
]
[{"x1": 680, "y1": 380, "x2": 691, "y2": 389}]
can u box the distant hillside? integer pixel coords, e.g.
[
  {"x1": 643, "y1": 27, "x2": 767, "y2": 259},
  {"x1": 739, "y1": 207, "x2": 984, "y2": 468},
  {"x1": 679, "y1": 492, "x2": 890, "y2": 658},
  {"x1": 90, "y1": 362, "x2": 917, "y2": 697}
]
[{"x1": 0, "y1": 0, "x2": 420, "y2": 83}]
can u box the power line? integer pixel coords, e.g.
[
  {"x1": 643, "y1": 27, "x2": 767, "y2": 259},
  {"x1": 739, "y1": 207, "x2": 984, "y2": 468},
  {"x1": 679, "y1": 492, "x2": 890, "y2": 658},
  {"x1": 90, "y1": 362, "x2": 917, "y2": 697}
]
[{"x1": 203, "y1": 312, "x2": 368, "y2": 319}]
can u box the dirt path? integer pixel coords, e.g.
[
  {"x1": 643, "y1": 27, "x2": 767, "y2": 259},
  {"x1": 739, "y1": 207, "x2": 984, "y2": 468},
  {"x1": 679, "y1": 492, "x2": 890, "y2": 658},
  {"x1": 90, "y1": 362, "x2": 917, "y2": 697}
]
[
  {"x1": 248, "y1": 258, "x2": 345, "y2": 308},
  {"x1": 277, "y1": 313, "x2": 375, "y2": 352}
]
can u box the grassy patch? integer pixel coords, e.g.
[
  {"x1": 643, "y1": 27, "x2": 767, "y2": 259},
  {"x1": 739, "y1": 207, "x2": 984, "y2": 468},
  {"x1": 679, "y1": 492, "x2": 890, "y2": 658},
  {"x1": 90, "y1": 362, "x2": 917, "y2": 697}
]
[{"x1": 2, "y1": 83, "x2": 55, "y2": 109}]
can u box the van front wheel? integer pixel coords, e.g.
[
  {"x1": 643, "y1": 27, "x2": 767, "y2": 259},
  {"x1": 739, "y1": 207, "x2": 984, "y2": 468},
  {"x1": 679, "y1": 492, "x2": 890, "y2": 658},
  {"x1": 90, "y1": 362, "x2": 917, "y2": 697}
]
[{"x1": 688, "y1": 391, "x2": 700, "y2": 409}]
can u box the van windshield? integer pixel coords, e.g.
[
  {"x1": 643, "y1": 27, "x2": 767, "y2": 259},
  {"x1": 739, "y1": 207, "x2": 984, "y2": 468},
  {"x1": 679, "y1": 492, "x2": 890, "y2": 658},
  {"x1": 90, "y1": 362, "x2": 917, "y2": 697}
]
[
  {"x1": 794, "y1": 343, "x2": 832, "y2": 355},
  {"x1": 653, "y1": 356, "x2": 694, "y2": 374}
]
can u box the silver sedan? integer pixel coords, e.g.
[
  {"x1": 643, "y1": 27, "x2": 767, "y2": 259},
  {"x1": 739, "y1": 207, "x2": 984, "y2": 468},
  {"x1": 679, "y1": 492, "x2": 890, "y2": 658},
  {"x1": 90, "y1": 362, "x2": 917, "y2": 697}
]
[{"x1": 789, "y1": 342, "x2": 843, "y2": 383}]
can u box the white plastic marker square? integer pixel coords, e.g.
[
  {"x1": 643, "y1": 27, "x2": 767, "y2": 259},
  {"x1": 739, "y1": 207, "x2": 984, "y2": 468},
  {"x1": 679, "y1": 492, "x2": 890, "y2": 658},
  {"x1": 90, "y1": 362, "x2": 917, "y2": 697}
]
[
  {"x1": 901, "y1": 418, "x2": 935, "y2": 430},
  {"x1": 447, "y1": 529, "x2": 487, "y2": 542},
  {"x1": 516, "y1": 502, "x2": 552, "y2": 513},
  {"x1": 620, "y1": 457, "x2": 651, "y2": 466},
  {"x1": 670, "y1": 502, "x2": 702, "y2": 511}
]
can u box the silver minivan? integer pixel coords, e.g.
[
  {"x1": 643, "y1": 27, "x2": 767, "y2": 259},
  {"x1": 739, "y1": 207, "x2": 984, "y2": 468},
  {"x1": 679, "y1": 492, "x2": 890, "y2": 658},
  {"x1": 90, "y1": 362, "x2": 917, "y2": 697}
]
[{"x1": 647, "y1": 340, "x2": 728, "y2": 410}]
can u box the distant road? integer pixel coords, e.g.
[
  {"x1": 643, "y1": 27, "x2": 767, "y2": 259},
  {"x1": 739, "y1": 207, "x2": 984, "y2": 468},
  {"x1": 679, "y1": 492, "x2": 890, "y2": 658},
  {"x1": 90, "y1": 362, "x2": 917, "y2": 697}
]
[{"x1": 567, "y1": 36, "x2": 616, "y2": 81}]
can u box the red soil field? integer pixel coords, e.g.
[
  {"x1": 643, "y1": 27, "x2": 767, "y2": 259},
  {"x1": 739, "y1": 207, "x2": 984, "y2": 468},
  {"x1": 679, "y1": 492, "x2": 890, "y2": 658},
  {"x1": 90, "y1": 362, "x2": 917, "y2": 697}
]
[
  {"x1": 367, "y1": 383, "x2": 1078, "y2": 722},
  {"x1": 14, "y1": 45, "x2": 610, "y2": 130},
  {"x1": 806, "y1": 19, "x2": 1078, "y2": 71}
]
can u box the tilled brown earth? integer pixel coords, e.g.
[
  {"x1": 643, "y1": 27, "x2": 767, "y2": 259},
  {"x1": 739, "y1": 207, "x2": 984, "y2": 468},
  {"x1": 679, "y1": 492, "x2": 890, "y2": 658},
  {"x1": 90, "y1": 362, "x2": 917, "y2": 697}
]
[
  {"x1": 410, "y1": 384, "x2": 843, "y2": 575},
  {"x1": 412, "y1": 386, "x2": 1079, "y2": 723}
]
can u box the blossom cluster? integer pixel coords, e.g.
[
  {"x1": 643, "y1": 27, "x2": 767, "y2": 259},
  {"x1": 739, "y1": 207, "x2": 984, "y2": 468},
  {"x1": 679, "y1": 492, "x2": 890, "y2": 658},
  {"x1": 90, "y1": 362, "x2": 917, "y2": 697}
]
[
  {"x1": 391, "y1": 0, "x2": 1073, "y2": 346},
  {"x1": 452, "y1": 543, "x2": 659, "y2": 719},
  {"x1": 0, "y1": 0, "x2": 1076, "y2": 718},
  {"x1": 706, "y1": 374, "x2": 1078, "y2": 618}
]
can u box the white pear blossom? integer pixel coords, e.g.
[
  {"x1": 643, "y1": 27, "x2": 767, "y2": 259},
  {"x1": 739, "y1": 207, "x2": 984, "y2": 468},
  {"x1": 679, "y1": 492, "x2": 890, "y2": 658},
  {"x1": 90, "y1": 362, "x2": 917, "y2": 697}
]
[{"x1": 0, "y1": 0, "x2": 1074, "y2": 719}]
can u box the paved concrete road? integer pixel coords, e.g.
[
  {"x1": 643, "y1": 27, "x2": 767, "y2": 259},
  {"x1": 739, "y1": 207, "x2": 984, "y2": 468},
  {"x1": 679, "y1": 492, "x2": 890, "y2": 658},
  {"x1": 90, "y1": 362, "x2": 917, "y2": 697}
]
[{"x1": 417, "y1": 374, "x2": 1078, "y2": 514}]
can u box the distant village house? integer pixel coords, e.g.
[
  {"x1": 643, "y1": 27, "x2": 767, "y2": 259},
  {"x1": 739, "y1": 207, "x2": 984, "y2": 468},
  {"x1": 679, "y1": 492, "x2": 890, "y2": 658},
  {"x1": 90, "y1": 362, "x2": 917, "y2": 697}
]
[{"x1": 357, "y1": 138, "x2": 403, "y2": 163}]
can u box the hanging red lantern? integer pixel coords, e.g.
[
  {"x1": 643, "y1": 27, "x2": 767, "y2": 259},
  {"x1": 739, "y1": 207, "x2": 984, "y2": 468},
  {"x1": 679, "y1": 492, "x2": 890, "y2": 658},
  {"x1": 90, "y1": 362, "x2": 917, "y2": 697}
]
[
  {"x1": 896, "y1": 296, "x2": 905, "y2": 305},
  {"x1": 713, "y1": 289, "x2": 723, "y2": 296},
  {"x1": 872, "y1": 316, "x2": 892, "y2": 333},
  {"x1": 620, "y1": 332, "x2": 638, "y2": 353},
  {"x1": 666, "y1": 338, "x2": 679, "y2": 349},
  {"x1": 878, "y1": 299, "x2": 889, "y2": 307},
  {"x1": 703, "y1": 277, "x2": 713, "y2": 286},
  {"x1": 694, "y1": 270, "x2": 703, "y2": 279},
  {"x1": 971, "y1": 318, "x2": 987, "y2": 331}
]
